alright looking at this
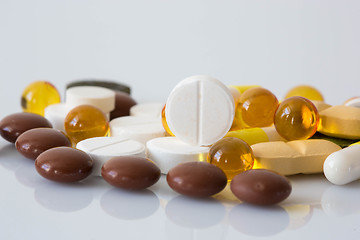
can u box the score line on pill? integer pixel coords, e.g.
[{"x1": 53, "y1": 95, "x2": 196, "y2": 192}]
[{"x1": 165, "y1": 75, "x2": 235, "y2": 146}]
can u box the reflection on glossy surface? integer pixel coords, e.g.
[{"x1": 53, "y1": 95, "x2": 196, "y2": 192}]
[
  {"x1": 165, "y1": 217, "x2": 229, "y2": 240},
  {"x1": 165, "y1": 196, "x2": 226, "y2": 229},
  {"x1": 0, "y1": 144, "x2": 21, "y2": 172},
  {"x1": 285, "y1": 174, "x2": 331, "y2": 205},
  {"x1": 34, "y1": 181, "x2": 94, "y2": 212},
  {"x1": 100, "y1": 188, "x2": 159, "y2": 220},
  {"x1": 321, "y1": 181, "x2": 360, "y2": 217},
  {"x1": 229, "y1": 204, "x2": 289, "y2": 236},
  {"x1": 283, "y1": 204, "x2": 313, "y2": 230},
  {"x1": 15, "y1": 157, "x2": 45, "y2": 188}
]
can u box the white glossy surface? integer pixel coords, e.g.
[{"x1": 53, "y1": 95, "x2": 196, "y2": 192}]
[
  {"x1": 1, "y1": 138, "x2": 360, "y2": 239},
  {"x1": 1, "y1": 1, "x2": 360, "y2": 239}
]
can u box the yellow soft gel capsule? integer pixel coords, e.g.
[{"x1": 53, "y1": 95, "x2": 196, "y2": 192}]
[
  {"x1": 237, "y1": 87, "x2": 279, "y2": 128},
  {"x1": 64, "y1": 105, "x2": 109, "y2": 145},
  {"x1": 225, "y1": 127, "x2": 285, "y2": 146},
  {"x1": 161, "y1": 104, "x2": 174, "y2": 136},
  {"x1": 274, "y1": 96, "x2": 319, "y2": 141},
  {"x1": 285, "y1": 85, "x2": 324, "y2": 102},
  {"x1": 207, "y1": 137, "x2": 254, "y2": 182},
  {"x1": 21, "y1": 81, "x2": 61, "y2": 116}
]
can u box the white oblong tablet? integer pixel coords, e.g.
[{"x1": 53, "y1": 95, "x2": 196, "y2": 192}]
[
  {"x1": 130, "y1": 102, "x2": 164, "y2": 118},
  {"x1": 146, "y1": 137, "x2": 210, "y2": 174},
  {"x1": 323, "y1": 145, "x2": 360, "y2": 185},
  {"x1": 76, "y1": 136, "x2": 145, "y2": 176},
  {"x1": 109, "y1": 116, "x2": 166, "y2": 145},
  {"x1": 65, "y1": 86, "x2": 115, "y2": 113},
  {"x1": 44, "y1": 103, "x2": 71, "y2": 132},
  {"x1": 165, "y1": 75, "x2": 235, "y2": 146}
]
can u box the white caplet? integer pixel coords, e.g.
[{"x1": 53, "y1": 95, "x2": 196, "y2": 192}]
[
  {"x1": 109, "y1": 116, "x2": 166, "y2": 145},
  {"x1": 146, "y1": 136, "x2": 210, "y2": 174},
  {"x1": 323, "y1": 144, "x2": 360, "y2": 185},
  {"x1": 130, "y1": 102, "x2": 164, "y2": 118},
  {"x1": 65, "y1": 86, "x2": 115, "y2": 113},
  {"x1": 76, "y1": 136, "x2": 146, "y2": 177},
  {"x1": 44, "y1": 103, "x2": 71, "y2": 132},
  {"x1": 165, "y1": 75, "x2": 235, "y2": 146}
]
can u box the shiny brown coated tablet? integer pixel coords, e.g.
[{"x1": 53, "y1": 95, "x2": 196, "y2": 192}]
[
  {"x1": 230, "y1": 169, "x2": 292, "y2": 205},
  {"x1": 0, "y1": 112, "x2": 52, "y2": 143},
  {"x1": 101, "y1": 156, "x2": 161, "y2": 190},
  {"x1": 110, "y1": 91, "x2": 137, "y2": 120},
  {"x1": 35, "y1": 147, "x2": 93, "y2": 182},
  {"x1": 15, "y1": 128, "x2": 71, "y2": 160},
  {"x1": 167, "y1": 162, "x2": 227, "y2": 198}
]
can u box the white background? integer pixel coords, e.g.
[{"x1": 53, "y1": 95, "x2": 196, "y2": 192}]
[{"x1": 1, "y1": 1, "x2": 360, "y2": 239}]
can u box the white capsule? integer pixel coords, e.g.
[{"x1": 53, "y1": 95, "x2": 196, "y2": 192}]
[
  {"x1": 146, "y1": 137, "x2": 209, "y2": 174},
  {"x1": 109, "y1": 116, "x2": 166, "y2": 145},
  {"x1": 76, "y1": 136, "x2": 145, "y2": 176},
  {"x1": 323, "y1": 144, "x2": 360, "y2": 185},
  {"x1": 165, "y1": 75, "x2": 234, "y2": 146}
]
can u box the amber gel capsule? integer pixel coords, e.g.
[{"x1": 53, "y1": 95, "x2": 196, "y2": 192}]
[
  {"x1": 237, "y1": 87, "x2": 279, "y2": 128},
  {"x1": 64, "y1": 105, "x2": 109, "y2": 145},
  {"x1": 274, "y1": 96, "x2": 319, "y2": 141},
  {"x1": 207, "y1": 137, "x2": 254, "y2": 181}
]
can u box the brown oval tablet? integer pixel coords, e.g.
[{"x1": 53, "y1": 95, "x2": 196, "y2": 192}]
[
  {"x1": 102, "y1": 156, "x2": 161, "y2": 190},
  {"x1": 167, "y1": 162, "x2": 227, "y2": 198},
  {"x1": 230, "y1": 169, "x2": 292, "y2": 205},
  {"x1": 15, "y1": 128, "x2": 71, "y2": 160},
  {"x1": 35, "y1": 147, "x2": 93, "y2": 182},
  {"x1": 110, "y1": 91, "x2": 137, "y2": 120},
  {"x1": 0, "y1": 112, "x2": 52, "y2": 143}
]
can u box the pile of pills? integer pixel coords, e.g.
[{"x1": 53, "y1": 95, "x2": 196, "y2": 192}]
[{"x1": 1, "y1": 76, "x2": 360, "y2": 206}]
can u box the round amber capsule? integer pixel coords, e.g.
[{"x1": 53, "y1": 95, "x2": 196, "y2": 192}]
[
  {"x1": 207, "y1": 137, "x2": 254, "y2": 182},
  {"x1": 161, "y1": 104, "x2": 174, "y2": 136},
  {"x1": 285, "y1": 85, "x2": 324, "y2": 101},
  {"x1": 64, "y1": 105, "x2": 109, "y2": 145},
  {"x1": 238, "y1": 87, "x2": 279, "y2": 128},
  {"x1": 21, "y1": 81, "x2": 61, "y2": 116},
  {"x1": 274, "y1": 96, "x2": 319, "y2": 141}
]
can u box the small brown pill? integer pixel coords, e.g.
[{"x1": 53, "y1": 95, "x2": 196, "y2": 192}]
[
  {"x1": 110, "y1": 91, "x2": 137, "y2": 120},
  {"x1": 35, "y1": 147, "x2": 93, "y2": 182},
  {"x1": 101, "y1": 156, "x2": 161, "y2": 190},
  {"x1": 166, "y1": 162, "x2": 227, "y2": 198},
  {"x1": 230, "y1": 169, "x2": 292, "y2": 205},
  {"x1": 15, "y1": 128, "x2": 71, "y2": 160},
  {"x1": 0, "y1": 112, "x2": 52, "y2": 143}
]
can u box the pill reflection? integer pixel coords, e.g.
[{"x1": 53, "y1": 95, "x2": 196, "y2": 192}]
[
  {"x1": 100, "y1": 188, "x2": 159, "y2": 220},
  {"x1": 321, "y1": 181, "x2": 360, "y2": 217},
  {"x1": 15, "y1": 156, "x2": 45, "y2": 188},
  {"x1": 34, "y1": 182, "x2": 93, "y2": 212},
  {"x1": 283, "y1": 204, "x2": 313, "y2": 230},
  {"x1": 229, "y1": 204, "x2": 289, "y2": 236},
  {"x1": 165, "y1": 196, "x2": 226, "y2": 229},
  {"x1": 0, "y1": 144, "x2": 21, "y2": 172}
]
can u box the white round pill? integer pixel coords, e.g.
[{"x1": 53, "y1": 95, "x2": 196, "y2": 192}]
[
  {"x1": 76, "y1": 136, "x2": 146, "y2": 176},
  {"x1": 109, "y1": 116, "x2": 167, "y2": 145},
  {"x1": 130, "y1": 102, "x2": 164, "y2": 118},
  {"x1": 165, "y1": 75, "x2": 235, "y2": 146},
  {"x1": 146, "y1": 137, "x2": 210, "y2": 174},
  {"x1": 66, "y1": 86, "x2": 115, "y2": 113},
  {"x1": 44, "y1": 103, "x2": 71, "y2": 132}
]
